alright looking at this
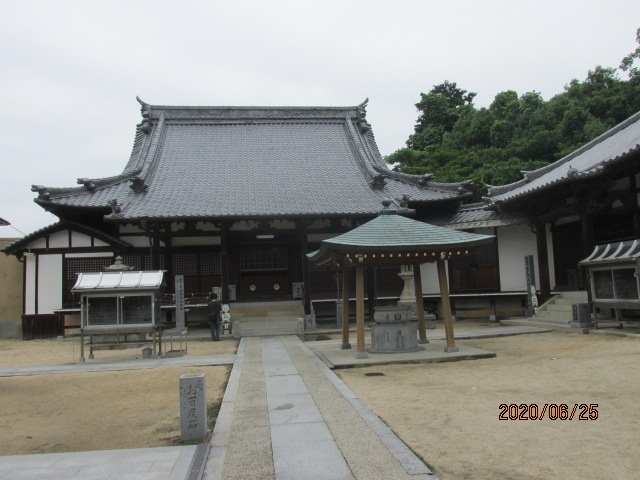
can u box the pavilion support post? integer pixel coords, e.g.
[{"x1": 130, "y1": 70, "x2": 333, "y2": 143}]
[
  {"x1": 413, "y1": 262, "x2": 428, "y2": 344},
  {"x1": 366, "y1": 266, "x2": 376, "y2": 323},
  {"x1": 437, "y1": 259, "x2": 458, "y2": 353},
  {"x1": 355, "y1": 262, "x2": 367, "y2": 359},
  {"x1": 341, "y1": 265, "x2": 351, "y2": 349}
]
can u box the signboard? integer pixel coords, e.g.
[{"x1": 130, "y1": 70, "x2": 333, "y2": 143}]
[
  {"x1": 175, "y1": 275, "x2": 185, "y2": 329},
  {"x1": 292, "y1": 282, "x2": 304, "y2": 299}
]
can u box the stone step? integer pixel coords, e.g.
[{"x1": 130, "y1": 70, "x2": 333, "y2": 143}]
[
  {"x1": 536, "y1": 309, "x2": 573, "y2": 320},
  {"x1": 237, "y1": 316, "x2": 302, "y2": 323},
  {"x1": 553, "y1": 292, "x2": 587, "y2": 303},
  {"x1": 226, "y1": 301, "x2": 305, "y2": 321},
  {"x1": 545, "y1": 303, "x2": 575, "y2": 311},
  {"x1": 233, "y1": 319, "x2": 303, "y2": 337},
  {"x1": 500, "y1": 318, "x2": 576, "y2": 332}
]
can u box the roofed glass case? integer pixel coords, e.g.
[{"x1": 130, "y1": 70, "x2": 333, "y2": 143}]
[
  {"x1": 84, "y1": 294, "x2": 154, "y2": 327},
  {"x1": 591, "y1": 267, "x2": 639, "y2": 301}
]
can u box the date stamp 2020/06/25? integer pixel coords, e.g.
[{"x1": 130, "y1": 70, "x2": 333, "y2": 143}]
[{"x1": 498, "y1": 403, "x2": 599, "y2": 421}]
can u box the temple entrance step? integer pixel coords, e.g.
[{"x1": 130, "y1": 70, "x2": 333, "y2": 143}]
[
  {"x1": 233, "y1": 319, "x2": 304, "y2": 337},
  {"x1": 228, "y1": 301, "x2": 304, "y2": 321}
]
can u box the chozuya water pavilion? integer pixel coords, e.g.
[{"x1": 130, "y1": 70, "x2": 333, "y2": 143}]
[{"x1": 307, "y1": 199, "x2": 495, "y2": 358}]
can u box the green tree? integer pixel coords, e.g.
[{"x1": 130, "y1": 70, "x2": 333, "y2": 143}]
[
  {"x1": 388, "y1": 30, "x2": 640, "y2": 198},
  {"x1": 620, "y1": 27, "x2": 640, "y2": 83},
  {"x1": 408, "y1": 81, "x2": 476, "y2": 149}
]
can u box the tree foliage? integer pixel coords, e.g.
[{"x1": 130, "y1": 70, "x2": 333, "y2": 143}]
[{"x1": 387, "y1": 30, "x2": 640, "y2": 199}]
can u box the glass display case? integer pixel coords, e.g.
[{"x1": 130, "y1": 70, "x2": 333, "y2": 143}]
[
  {"x1": 72, "y1": 270, "x2": 165, "y2": 361},
  {"x1": 579, "y1": 240, "x2": 640, "y2": 318}
]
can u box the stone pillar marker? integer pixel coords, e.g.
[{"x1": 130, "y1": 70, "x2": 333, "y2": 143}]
[{"x1": 180, "y1": 373, "x2": 207, "y2": 441}]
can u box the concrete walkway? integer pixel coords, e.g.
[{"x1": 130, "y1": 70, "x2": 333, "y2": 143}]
[
  {"x1": 0, "y1": 445, "x2": 207, "y2": 480},
  {"x1": 204, "y1": 335, "x2": 435, "y2": 479}
]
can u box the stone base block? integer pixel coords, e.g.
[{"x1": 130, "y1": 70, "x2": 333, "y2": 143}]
[{"x1": 368, "y1": 323, "x2": 423, "y2": 353}]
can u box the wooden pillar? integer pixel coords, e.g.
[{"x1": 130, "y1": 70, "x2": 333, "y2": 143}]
[
  {"x1": 366, "y1": 266, "x2": 376, "y2": 322},
  {"x1": 437, "y1": 259, "x2": 458, "y2": 353},
  {"x1": 413, "y1": 262, "x2": 428, "y2": 343},
  {"x1": 299, "y1": 222, "x2": 312, "y2": 315},
  {"x1": 355, "y1": 262, "x2": 367, "y2": 358},
  {"x1": 341, "y1": 265, "x2": 351, "y2": 349},
  {"x1": 580, "y1": 212, "x2": 594, "y2": 291},
  {"x1": 152, "y1": 234, "x2": 160, "y2": 270},
  {"x1": 220, "y1": 223, "x2": 230, "y2": 305},
  {"x1": 534, "y1": 221, "x2": 551, "y2": 302}
]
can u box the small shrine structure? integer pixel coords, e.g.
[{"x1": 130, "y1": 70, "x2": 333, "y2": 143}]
[
  {"x1": 308, "y1": 199, "x2": 494, "y2": 358},
  {"x1": 72, "y1": 258, "x2": 165, "y2": 362}
]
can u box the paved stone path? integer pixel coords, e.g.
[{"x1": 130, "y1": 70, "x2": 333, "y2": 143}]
[{"x1": 204, "y1": 335, "x2": 434, "y2": 479}]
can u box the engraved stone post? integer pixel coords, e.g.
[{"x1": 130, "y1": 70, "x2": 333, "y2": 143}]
[
  {"x1": 175, "y1": 275, "x2": 185, "y2": 329},
  {"x1": 180, "y1": 373, "x2": 207, "y2": 441}
]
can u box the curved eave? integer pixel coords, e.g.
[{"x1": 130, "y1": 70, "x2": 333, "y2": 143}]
[
  {"x1": 34, "y1": 197, "x2": 112, "y2": 214},
  {"x1": 2, "y1": 221, "x2": 132, "y2": 256},
  {"x1": 488, "y1": 134, "x2": 640, "y2": 206},
  {"x1": 307, "y1": 235, "x2": 493, "y2": 265}
]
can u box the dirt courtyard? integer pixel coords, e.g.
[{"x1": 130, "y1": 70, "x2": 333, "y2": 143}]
[
  {"x1": 0, "y1": 331, "x2": 237, "y2": 456},
  {"x1": 0, "y1": 323, "x2": 639, "y2": 480},
  {"x1": 336, "y1": 327, "x2": 640, "y2": 480}
]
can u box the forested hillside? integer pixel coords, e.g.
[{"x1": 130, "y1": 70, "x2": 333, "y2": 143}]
[{"x1": 387, "y1": 29, "x2": 640, "y2": 198}]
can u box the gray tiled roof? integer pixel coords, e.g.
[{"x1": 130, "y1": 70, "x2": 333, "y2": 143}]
[
  {"x1": 32, "y1": 100, "x2": 472, "y2": 222},
  {"x1": 428, "y1": 202, "x2": 529, "y2": 229},
  {"x1": 488, "y1": 110, "x2": 640, "y2": 204}
]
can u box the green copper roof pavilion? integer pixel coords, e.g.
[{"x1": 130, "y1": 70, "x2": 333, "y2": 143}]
[
  {"x1": 307, "y1": 199, "x2": 495, "y2": 358},
  {"x1": 308, "y1": 199, "x2": 494, "y2": 263}
]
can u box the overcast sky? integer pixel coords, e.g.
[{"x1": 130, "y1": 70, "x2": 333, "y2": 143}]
[{"x1": 1, "y1": 0, "x2": 639, "y2": 238}]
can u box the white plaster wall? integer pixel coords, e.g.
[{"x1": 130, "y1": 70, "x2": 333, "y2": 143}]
[
  {"x1": 24, "y1": 256, "x2": 36, "y2": 315},
  {"x1": 29, "y1": 238, "x2": 47, "y2": 249},
  {"x1": 37, "y1": 254, "x2": 62, "y2": 314},
  {"x1": 71, "y1": 231, "x2": 92, "y2": 247},
  {"x1": 122, "y1": 236, "x2": 152, "y2": 248},
  {"x1": 497, "y1": 225, "x2": 538, "y2": 291},
  {"x1": 48, "y1": 231, "x2": 69, "y2": 248},
  {"x1": 420, "y1": 262, "x2": 442, "y2": 294},
  {"x1": 94, "y1": 238, "x2": 109, "y2": 247}
]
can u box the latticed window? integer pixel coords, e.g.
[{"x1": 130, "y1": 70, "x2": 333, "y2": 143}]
[
  {"x1": 66, "y1": 257, "x2": 113, "y2": 280},
  {"x1": 200, "y1": 252, "x2": 221, "y2": 275},
  {"x1": 449, "y1": 243, "x2": 497, "y2": 269},
  {"x1": 240, "y1": 244, "x2": 288, "y2": 271},
  {"x1": 64, "y1": 257, "x2": 114, "y2": 306},
  {"x1": 448, "y1": 240, "x2": 500, "y2": 292},
  {"x1": 174, "y1": 253, "x2": 199, "y2": 275},
  {"x1": 172, "y1": 251, "x2": 221, "y2": 293}
]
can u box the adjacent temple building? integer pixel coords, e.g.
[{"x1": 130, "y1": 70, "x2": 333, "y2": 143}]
[{"x1": 4, "y1": 98, "x2": 640, "y2": 337}]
